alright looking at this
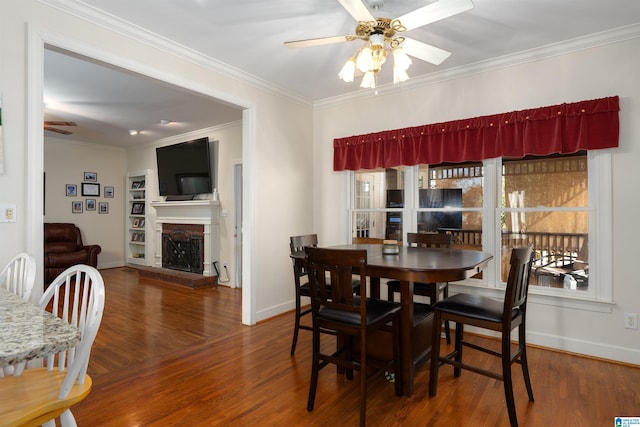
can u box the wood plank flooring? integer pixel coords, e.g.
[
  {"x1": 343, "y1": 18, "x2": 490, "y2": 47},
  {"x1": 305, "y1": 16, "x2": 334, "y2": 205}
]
[{"x1": 69, "y1": 267, "x2": 640, "y2": 426}]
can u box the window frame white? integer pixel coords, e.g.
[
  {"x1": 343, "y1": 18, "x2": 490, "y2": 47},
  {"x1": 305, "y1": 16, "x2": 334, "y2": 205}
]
[{"x1": 347, "y1": 150, "x2": 614, "y2": 311}]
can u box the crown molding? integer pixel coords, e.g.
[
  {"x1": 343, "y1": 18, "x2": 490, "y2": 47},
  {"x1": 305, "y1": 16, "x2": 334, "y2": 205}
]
[
  {"x1": 37, "y1": 0, "x2": 313, "y2": 107},
  {"x1": 315, "y1": 23, "x2": 640, "y2": 108}
]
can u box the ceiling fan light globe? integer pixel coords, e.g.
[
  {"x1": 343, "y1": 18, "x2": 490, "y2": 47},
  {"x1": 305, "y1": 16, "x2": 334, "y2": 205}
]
[
  {"x1": 371, "y1": 45, "x2": 387, "y2": 72},
  {"x1": 393, "y1": 67, "x2": 410, "y2": 84},
  {"x1": 356, "y1": 46, "x2": 374, "y2": 73},
  {"x1": 360, "y1": 71, "x2": 376, "y2": 89},
  {"x1": 338, "y1": 58, "x2": 356, "y2": 82},
  {"x1": 393, "y1": 47, "x2": 412, "y2": 71}
]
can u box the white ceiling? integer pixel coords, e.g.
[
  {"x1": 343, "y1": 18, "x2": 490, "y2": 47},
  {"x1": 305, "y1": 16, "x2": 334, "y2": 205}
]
[{"x1": 43, "y1": 0, "x2": 640, "y2": 147}]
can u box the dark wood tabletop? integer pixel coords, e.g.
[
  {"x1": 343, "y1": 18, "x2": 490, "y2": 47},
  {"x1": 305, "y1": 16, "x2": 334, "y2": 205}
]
[{"x1": 291, "y1": 243, "x2": 493, "y2": 396}]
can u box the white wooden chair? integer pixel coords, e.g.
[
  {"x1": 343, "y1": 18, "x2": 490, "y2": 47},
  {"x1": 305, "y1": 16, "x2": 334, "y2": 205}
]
[
  {"x1": 0, "y1": 264, "x2": 105, "y2": 427},
  {"x1": 1, "y1": 252, "x2": 37, "y2": 377},
  {"x1": 0, "y1": 252, "x2": 36, "y2": 300}
]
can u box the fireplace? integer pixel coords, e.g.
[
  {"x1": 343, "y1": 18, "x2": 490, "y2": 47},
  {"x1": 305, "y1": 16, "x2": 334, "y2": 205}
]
[
  {"x1": 151, "y1": 200, "x2": 220, "y2": 277},
  {"x1": 162, "y1": 224, "x2": 204, "y2": 274}
]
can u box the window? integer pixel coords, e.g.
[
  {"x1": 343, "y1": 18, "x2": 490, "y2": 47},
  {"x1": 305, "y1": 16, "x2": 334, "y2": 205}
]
[
  {"x1": 352, "y1": 167, "x2": 405, "y2": 243},
  {"x1": 349, "y1": 151, "x2": 612, "y2": 301}
]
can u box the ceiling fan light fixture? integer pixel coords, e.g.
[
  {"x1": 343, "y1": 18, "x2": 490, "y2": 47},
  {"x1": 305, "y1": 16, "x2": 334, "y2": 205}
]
[
  {"x1": 356, "y1": 45, "x2": 373, "y2": 73},
  {"x1": 392, "y1": 45, "x2": 412, "y2": 72},
  {"x1": 338, "y1": 57, "x2": 356, "y2": 82},
  {"x1": 360, "y1": 71, "x2": 376, "y2": 89},
  {"x1": 393, "y1": 66, "x2": 409, "y2": 84}
]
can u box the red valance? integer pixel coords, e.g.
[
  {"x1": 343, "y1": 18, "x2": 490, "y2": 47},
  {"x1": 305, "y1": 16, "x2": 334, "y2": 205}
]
[{"x1": 333, "y1": 96, "x2": 619, "y2": 171}]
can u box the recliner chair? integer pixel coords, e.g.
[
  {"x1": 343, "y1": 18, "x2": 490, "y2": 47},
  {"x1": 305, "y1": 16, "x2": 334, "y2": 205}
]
[{"x1": 44, "y1": 223, "x2": 101, "y2": 284}]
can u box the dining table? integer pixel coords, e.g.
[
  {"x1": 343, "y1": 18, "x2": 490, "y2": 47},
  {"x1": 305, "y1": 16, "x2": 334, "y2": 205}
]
[
  {"x1": 292, "y1": 243, "x2": 493, "y2": 396},
  {"x1": 0, "y1": 287, "x2": 81, "y2": 373}
]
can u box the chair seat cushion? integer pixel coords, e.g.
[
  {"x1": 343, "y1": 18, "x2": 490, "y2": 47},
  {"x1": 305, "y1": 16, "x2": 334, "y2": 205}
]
[
  {"x1": 433, "y1": 293, "x2": 518, "y2": 323},
  {"x1": 317, "y1": 298, "x2": 401, "y2": 326},
  {"x1": 0, "y1": 368, "x2": 92, "y2": 425}
]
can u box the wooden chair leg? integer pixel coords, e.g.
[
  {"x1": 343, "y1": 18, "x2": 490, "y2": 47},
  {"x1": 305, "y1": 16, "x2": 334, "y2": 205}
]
[
  {"x1": 519, "y1": 325, "x2": 535, "y2": 401},
  {"x1": 428, "y1": 310, "x2": 442, "y2": 396},
  {"x1": 502, "y1": 333, "x2": 518, "y2": 427},
  {"x1": 307, "y1": 323, "x2": 320, "y2": 411},
  {"x1": 453, "y1": 322, "x2": 463, "y2": 378},
  {"x1": 290, "y1": 291, "x2": 302, "y2": 355},
  {"x1": 442, "y1": 286, "x2": 451, "y2": 344},
  {"x1": 393, "y1": 315, "x2": 403, "y2": 396},
  {"x1": 359, "y1": 334, "x2": 367, "y2": 427}
]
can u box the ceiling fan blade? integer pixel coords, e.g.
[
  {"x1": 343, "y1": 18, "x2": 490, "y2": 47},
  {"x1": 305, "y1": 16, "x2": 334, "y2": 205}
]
[
  {"x1": 44, "y1": 126, "x2": 73, "y2": 135},
  {"x1": 285, "y1": 35, "x2": 356, "y2": 48},
  {"x1": 337, "y1": 0, "x2": 375, "y2": 22},
  {"x1": 44, "y1": 121, "x2": 77, "y2": 126},
  {"x1": 397, "y1": 0, "x2": 474, "y2": 31},
  {"x1": 402, "y1": 38, "x2": 451, "y2": 65}
]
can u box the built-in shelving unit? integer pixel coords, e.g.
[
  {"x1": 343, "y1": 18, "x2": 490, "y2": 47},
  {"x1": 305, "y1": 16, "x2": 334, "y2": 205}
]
[{"x1": 126, "y1": 170, "x2": 153, "y2": 265}]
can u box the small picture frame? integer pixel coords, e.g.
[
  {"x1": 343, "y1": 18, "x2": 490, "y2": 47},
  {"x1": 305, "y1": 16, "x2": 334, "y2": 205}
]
[
  {"x1": 84, "y1": 172, "x2": 97, "y2": 182},
  {"x1": 104, "y1": 186, "x2": 114, "y2": 198},
  {"x1": 72, "y1": 201, "x2": 83, "y2": 213},
  {"x1": 66, "y1": 184, "x2": 77, "y2": 197},
  {"x1": 139, "y1": 218, "x2": 145, "y2": 227},
  {"x1": 131, "y1": 181, "x2": 144, "y2": 189},
  {"x1": 131, "y1": 202, "x2": 144, "y2": 215},
  {"x1": 132, "y1": 232, "x2": 141, "y2": 242},
  {"x1": 132, "y1": 218, "x2": 140, "y2": 228},
  {"x1": 81, "y1": 182, "x2": 100, "y2": 196},
  {"x1": 86, "y1": 199, "x2": 96, "y2": 211},
  {"x1": 99, "y1": 202, "x2": 109, "y2": 214}
]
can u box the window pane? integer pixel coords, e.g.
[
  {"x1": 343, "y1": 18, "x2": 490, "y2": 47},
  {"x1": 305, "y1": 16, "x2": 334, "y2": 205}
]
[
  {"x1": 353, "y1": 167, "x2": 404, "y2": 243},
  {"x1": 500, "y1": 212, "x2": 589, "y2": 290},
  {"x1": 417, "y1": 162, "x2": 483, "y2": 247},
  {"x1": 503, "y1": 154, "x2": 587, "y2": 208}
]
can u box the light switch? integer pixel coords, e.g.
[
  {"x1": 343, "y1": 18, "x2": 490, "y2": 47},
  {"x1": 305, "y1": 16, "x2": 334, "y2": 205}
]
[{"x1": 0, "y1": 204, "x2": 17, "y2": 223}]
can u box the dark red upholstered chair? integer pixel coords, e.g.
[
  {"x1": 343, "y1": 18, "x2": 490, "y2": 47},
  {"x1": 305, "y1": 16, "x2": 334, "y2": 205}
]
[
  {"x1": 429, "y1": 245, "x2": 535, "y2": 427},
  {"x1": 44, "y1": 223, "x2": 101, "y2": 285}
]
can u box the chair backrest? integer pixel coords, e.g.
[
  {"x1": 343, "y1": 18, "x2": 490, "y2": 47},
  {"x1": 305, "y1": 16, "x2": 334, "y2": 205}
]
[
  {"x1": 0, "y1": 252, "x2": 36, "y2": 300},
  {"x1": 305, "y1": 246, "x2": 367, "y2": 316},
  {"x1": 290, "y1": 234, "x2": 318, "y2": 254},
  {"x1": 406, "y1": 232, "x2": 452, "y2": 249},
  {"x1": 38, "y1": 264, "x2": 105, "y2": 399},
  {"x1": 504, "y1": 246, "x2": 534, "y2": 318}
]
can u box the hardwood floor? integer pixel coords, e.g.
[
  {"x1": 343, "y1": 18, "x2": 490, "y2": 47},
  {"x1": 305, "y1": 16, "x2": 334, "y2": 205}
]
[{"x1": 70, "y1": 267, "x2": 639, "y2": 426}]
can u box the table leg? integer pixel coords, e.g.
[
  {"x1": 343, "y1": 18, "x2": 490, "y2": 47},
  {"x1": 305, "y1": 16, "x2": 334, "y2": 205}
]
[
  {"x1": 369, "y1": 277, "x2": 380, "y2": 299},
  {"x1": 399, "y1": 280, "x2": 414, "y2": 396}
]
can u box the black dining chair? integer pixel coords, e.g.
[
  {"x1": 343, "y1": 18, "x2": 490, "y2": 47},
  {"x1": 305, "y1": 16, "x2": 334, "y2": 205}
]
[
  {"x1": 387, "y1": 232, "x2": 453, "y2": 343},
  {"x1": 305, "y1": 246, "x2": 402, "y2": 427},
  {"x1": 429, "y1": 245, "x2": 535, "y2": 427},
  {"x1": 289, "y1": 234, "x2": 324, "y2": 355}
]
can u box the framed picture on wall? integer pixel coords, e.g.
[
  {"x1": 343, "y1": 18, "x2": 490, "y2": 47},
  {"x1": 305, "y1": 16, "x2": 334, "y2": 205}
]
[
  {"x1": 66, "y1": 184, "x2": 77, "y2": 197},
  {"x1": 81, "y1": 182, "x2": 100, "y2": 196},
  {"x1": 104, "y1": 186, "x2": 114, "y2": 198},
  {"x1": 99, "y1": 202, "x2": 109, "y2": 214},
  {"x1": 84, "y1": 172, "x2": 97, "y2": 182},
  {"x1": 86, "y1": 199, "x2": 96, "y2": 211},
  {"x1": 72, "y1": 201, "x2": 83, "y2": 213}
]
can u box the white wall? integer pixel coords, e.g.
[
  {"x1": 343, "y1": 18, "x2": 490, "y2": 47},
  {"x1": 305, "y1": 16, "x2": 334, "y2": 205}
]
[
  {"x1": 44, "y1": 138, "x2": 126, "y2": 269},
  {"x1": 313, "y1": 37, "x2": 640, "y2": 364}
]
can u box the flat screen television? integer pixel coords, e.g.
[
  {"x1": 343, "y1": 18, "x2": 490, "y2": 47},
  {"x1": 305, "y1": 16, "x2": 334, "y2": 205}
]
[
  {"x1": 417, "y1": 188, "x2": 463, "y2": 231},
  {"x1": 156, "y1": 137, "x2": 215, "y2": 199}
]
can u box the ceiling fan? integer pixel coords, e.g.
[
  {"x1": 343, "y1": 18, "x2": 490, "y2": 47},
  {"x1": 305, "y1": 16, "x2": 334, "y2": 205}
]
[
  {"x1": 285, "y1": 0, "x2": 473, "y2": 87},
  {"x1": 44, "y1": 121, "x2": 77, "y2": 135}
]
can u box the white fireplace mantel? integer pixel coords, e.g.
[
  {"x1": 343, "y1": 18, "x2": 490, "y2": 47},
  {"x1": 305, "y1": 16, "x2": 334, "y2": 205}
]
[{"x1": 151, "y1": 200, "x2": 220, "y2": 276}]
